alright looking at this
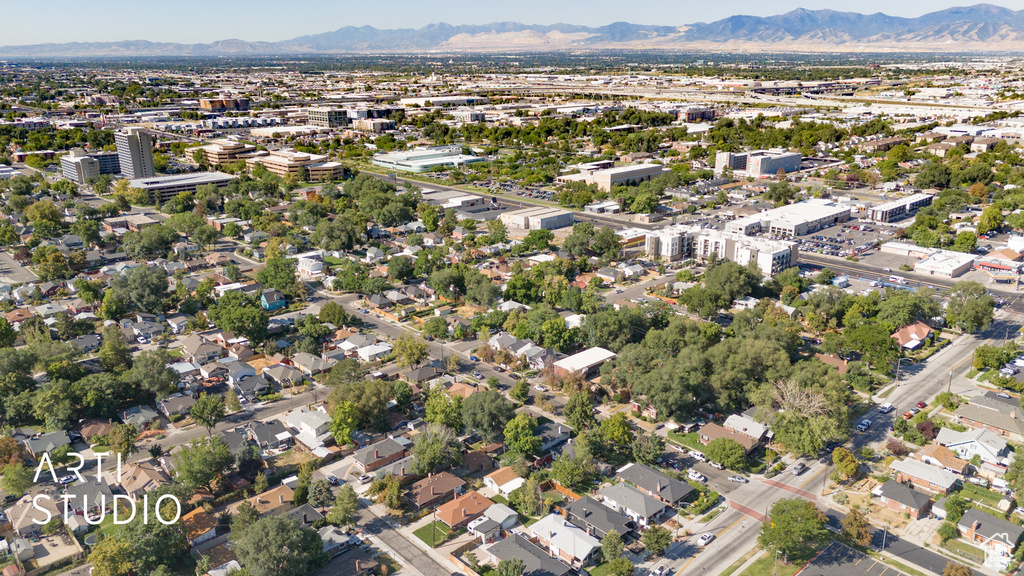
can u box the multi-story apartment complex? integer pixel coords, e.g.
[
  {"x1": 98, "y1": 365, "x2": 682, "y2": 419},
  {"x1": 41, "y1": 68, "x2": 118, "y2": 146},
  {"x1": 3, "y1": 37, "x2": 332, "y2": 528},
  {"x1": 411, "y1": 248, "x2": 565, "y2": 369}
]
[
  {"x1": 115, "y1": 127, "x2": 155, "y2": 180},
  {"x1": 646, "y1": 225, "x2": 797, "y2": 275},
  {"x1": 60, "y1": 148, "x2": 121, "y2": 184},
  {"x1": 128, "y1": 172, "x2": 235, "y2": 204},
  {"x1": 245, "y1": 149, "x2": 344, "y2": 181},
  {"x1": 714, "y1": 149, "x2": 802, "y2": 177},
  {"x1": 868, "y1": 193, "x2": 934, "y2": 223}
]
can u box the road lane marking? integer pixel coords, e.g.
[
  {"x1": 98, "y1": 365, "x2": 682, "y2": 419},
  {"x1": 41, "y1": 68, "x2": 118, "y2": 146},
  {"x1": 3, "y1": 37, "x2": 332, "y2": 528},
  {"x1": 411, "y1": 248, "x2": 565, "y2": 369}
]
[
  {"x1": 798, "y1": 465, "x2": 827, "y2": 490},
  {"x1": 678, "y1": 516, "x2": 744, "y2": 574}
]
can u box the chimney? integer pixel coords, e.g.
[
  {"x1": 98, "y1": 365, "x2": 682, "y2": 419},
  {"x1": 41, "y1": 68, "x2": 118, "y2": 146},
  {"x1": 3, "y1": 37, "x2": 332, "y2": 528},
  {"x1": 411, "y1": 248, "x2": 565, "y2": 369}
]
[
  {"x1": 463, "y1": 508, "x2": 467, "y2": 517},
  {"x1": 401, "y1": 467, "x2": 406, "y2": 476},
  {"x1": 657, "y1": 481, "x2": 662, "y2": 492},
  {"x1": 279, "y1": 495, "x2": 284, "y2": 504},
  {"x1": 303, "y1": 513, "x2": 307, "y2": 524},
  {"x1": 374, "y1": 449, "x2": 379, "y2": 459},
  {"x1": 558, "y1": 426, "x2": 563, "y2": 435}
]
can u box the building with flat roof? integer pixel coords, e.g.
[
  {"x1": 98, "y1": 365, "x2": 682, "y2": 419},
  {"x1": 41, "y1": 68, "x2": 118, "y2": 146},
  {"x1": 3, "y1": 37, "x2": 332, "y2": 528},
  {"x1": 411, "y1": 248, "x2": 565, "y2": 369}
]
[
  {"x1": 553, "y1": 347, "x2": 616, "y2": 378},
  {"x1": 646, "y1": 225, "x2": 796, "y2": 274},
  {"x1": 128, "y1": 172, "x2": 235, "y2": 203},
  {"x1": 868, "y1": 193, "x2": 934, "y2": 223},
  {"x1": 116, "y1": 127, "x2": 155, "y2": 180},
  {"x1": 399, "y1": 96, "x2": 489, "y2": 108},
  {"x1": 914, "y1": 250, "x2": 976, "y2": 278},
  {"x1": 725, "y1": 199, "x2": 851, "y2": 237},
  {"x1": 556, "y1": 164, "x2": 667, "y2": 193},
  {"x1": 308, "y1": 107, "x2": 349, "y2": 128},
  {"x1": 352, "y1": 118, "x2": 395, "y2": 133},
  {"x1": 499, "y1": 206, "x2": 574, "y2": 231},
  {"x1": 199, "y1": 139, "x2": 260, "y2": 166},
  {"x1": 60, "y1": 148, "x2": 120, "y2": 184},
  {"x1": 245, "y1": 149, "x2": 344, "y2": 181},
  {"x1": 372, "y1": 146, "x2": 483, "y2": 173},
  {"x1": 199, "y1": 98, "x2": 249, "y2": 112},
  {"x1": 715, "y1": 149, "x2": 802, "y2": 177}
]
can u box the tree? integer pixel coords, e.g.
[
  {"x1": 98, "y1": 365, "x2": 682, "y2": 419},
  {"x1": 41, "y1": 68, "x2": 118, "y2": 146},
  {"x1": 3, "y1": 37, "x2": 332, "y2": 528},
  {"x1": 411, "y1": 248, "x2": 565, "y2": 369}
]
[
  {"x1": 233, "y1": 515, "x2": 326, "y2": 576},
  {"x1": 496, "y1": 558, "x2": 525, "y2": 576},
  {"x1": 462, "y1": 390, "x2": 515, "y2": 443},
  {"x1": 123, "y1": 349, "x2": 179, "y2": 399},
  {"x1": 510, "y1": 379, "x2": 530, "y2": 403},
  {"x1": 564, "y1": 390, "x2": 597, "y2": 431},
  {"x1": 703, "y1": 438, "x2": 746, "y2": 469},
  {"x1": 424, "y1": 388, "x2": 463, "y2": 431},
  {"x1": 642, "y1": 525, "x2": 671, "y2": 556},
  {"x1": 943, "y1": 562, "x2": 973, "y2": 576},
  {"x1": 308, "y1": 478, "x2": 334, "y2": 509},
  {"x1": 98, "y1": 324, "x2": 132, "y2": 373},
  {"x1": 330, "y1": 401, "x2": 359, "y2": 446},
  {"x1": 631, "y1": 434, "x2": 665, "y2": 465},
  {"x1": 504, "y1": 413, "x2": 540, "y2": 457},
  {"x1": 110, "y1": 423, "x2": 138, "y2": 461},
  {"x1": 393, "y1": 333, "x2": 428, "y2": 368},
  {"x1": 758, "y1": 498, "x2": 828, "y2": 558},
  {"x1": 1, "y1": 462, "x2": 31, "y2": 496},
  {"x1": 845, "y1": 324, "x2": 901, "y2": 369},
  {"x1": 608, "y1": 558, "x2": 635, "y2": 576},
  {"x1": 173, "y1": 437, "x2": 234, "y2": 491},
  {"x1": 108, "y1": 265, "x2": 170, "y2": 314},
  {"x1": 841, "y1": 509, "x2": 871, "y2": 546},
  {"x1": 112, "y1": 485, "x2": 189, "y2": 573},
  {"x1": 388, "y1": 256, "x2": 414, "y2": 281},
  {"x1": 943, "y1": 493, "x2": 969, "y2": 523},
  {"x1": 412, "y1": 423, "x2": 463, "y2": 474},
  {"x1": 257, "y1": 257, "x2": 301, "y2": 299},
  {"x1": 368, "y1": 473, "x2": 403, "y2": 510},
  {"x1": 208, "y1": 292, "x2": 269, "y2": 344},
  {"x1": 946, "y1": 281, "x2": 995, "y2": 333},
  {"x1": 937, "y1": 522, "x2": 960, "y2": 544},
  {"x1": 602, "y1": 529, "x2": 624, "y2": 562},
  {"x1": 89, "y1": 536, "x2": 135, "y2": 576},
  {"x1": 601, "y1": 413, "x2": 634, "y2": 450},
  {"x1": 0, "y1": 318, "x2": 15, "y2": 349},
  {"x1": 190, "y1": 393, "x2": 225, "y2": 437},
  {"x1": 328, "y1": 484, "x2": 359, "y2": 527}
]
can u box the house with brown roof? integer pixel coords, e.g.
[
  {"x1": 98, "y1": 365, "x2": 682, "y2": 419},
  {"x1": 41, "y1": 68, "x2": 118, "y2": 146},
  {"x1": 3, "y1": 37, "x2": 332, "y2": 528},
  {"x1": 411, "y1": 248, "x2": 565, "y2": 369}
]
[
  {"x1": 4, "y1": 308, "x2": 33, "y2": 325},
  {"x1": 181, "y1": 507, "x2": 219, "y2": 546},
  {"x1": 448, "y1": 382, "x2": 486, "y2": 400},
  {"x1": 484, "y1": 467, "x2": 525, "y2": 498},
  {"x1": 242, "y1": 484, "x2": 295, "y2": 517},
  {"x1": 78, "y1": 418, "x2": 113, "y2": 440},
  {"x1": 436, "y1": 490, "x2": 493, "y2": 529},
  {"x1": 405, "y1": 472, "x2": 464, "y2": 511},
  {"x1": 891, "y1": 321, "x2": 933, "y2": 350},
  {"x1": 698, "y1": 422, "x2": 759, "y2": 454},
  {"x1": 914, "y1": 444, "x2": 969, "y2": 475},
  {"x1": 117, "y1": 459, "x2": 171, "y2": 497}
]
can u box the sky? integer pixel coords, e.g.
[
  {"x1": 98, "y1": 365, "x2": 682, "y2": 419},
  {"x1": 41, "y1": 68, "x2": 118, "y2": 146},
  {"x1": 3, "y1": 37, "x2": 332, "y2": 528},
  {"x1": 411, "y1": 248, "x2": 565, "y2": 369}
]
[{"x1": 4, "y1": 0, "x2": 1024, "y2": 45}]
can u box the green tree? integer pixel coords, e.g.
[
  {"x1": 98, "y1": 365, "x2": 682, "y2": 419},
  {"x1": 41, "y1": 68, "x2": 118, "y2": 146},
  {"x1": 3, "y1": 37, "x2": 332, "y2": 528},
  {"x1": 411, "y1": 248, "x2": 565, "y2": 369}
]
[
  {"x1": 329, "y1": 401, "x2": 359, "y2": 446},
  {"x1": 412, "y1": 423, "x2": 463, "y2": 474},
  {"x1": 98, "y1": 324, "x2": 132, "y2": 373},
  {"x1": 393, "y1": 333, "x2": 428, "y2": 368},
  {"x1": 946, "y1": 281, "x2": 995, "y2": 333},
  {"x1": 89, "y1": 536, "x2": 135, "y2": 576},
  {"x1": 208, "y1": 292, "x2": 269, "y2": 343},
  {"x1": 510, "y1": 379, "x2": 530, "y2": 403},
  {"x1": 937, "y1": 522, "x2": 960, "y2": 544},
  {"x1": 328, "y1": 484, "x2": 359, "y2": 527},
  {"x1": 190, "y1": 392, "x2": 225, "y2": 437},
  {"x1": 504, "y1": 412, "x2": 540, "y2": 457},
  {"x1": 631, "y1": 433, "x2": 665, "y2": 465},
  {"x1": 608, "y1": 558, "x2": 635, "y2": 576},
  {"x1": 564, "y1": 390, "x2": 597, "y2": 431},
  {"x1": 845, "y1": 323, "x2": 901, "y2": 369},
  {"x1": 600, "y1": 413, "x2": 634, "y2": 449},
  {"x1": 758, "y1": 498, "x2": 828, "y2": 558},
  {"x1": 642, "y1": 525, "x2": 671, "y2": 556},
  {"x1": 122, "y1": 349, "x2": 179, "y2": 399},
  {"x1": 233, "y1": 515, "x2": 326, "y2": 576},
  {"x1": 173, "y1": 437, "x2": 234, "y2": 491},
  {"x1": 841, "y1": 509, "x2": 871, "y2": 546},
  {"x1": 703, "y1": 438, "x2": 745, "y2": 469},
  {"x1": 602, "y1": 529, "x2": 624, "y2": 562},
  {"x1": 0, "y1": 318, "x2": 16, "y2": 349},
  {"x1": 308, "y1": 478, "x2": 334, "y2": 509},
  {"x1": 0, "y1": 461, "x2": 32, "y2": 496},
  {"x1": 108, "y1": 265, "x2": 170, "y2": 314},
  {"x1": 110, "y1": 423, "x2": 138, "y2": 461},
  {"x1": 424, "y1": 387, "x2": 463, "y2": 431},
  {"x1": 257, "y1": 257, "x2": 301, "y2": 299},
  {"x1": 462, "y1": 390, "x2": 515, "y2": 442},
  {"x1": 496, "y1": 558, "x2": 525, "y2": 576}
]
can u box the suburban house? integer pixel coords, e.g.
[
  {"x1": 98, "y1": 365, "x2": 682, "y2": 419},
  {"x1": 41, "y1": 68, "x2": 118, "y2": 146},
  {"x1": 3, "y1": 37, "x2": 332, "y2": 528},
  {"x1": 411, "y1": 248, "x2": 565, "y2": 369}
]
[
  {"x1": 936, "y1": 426, "x2": 1013, "y2": 466},
  {"x1": 599, "y1": 482, "x2": 668, "y2": 527},
  {"x1": 23, "y1": 431, "x2": 71, "y2": 459},
  {"x1": 875, "y1": 480, "x2": 932, "y2": 520},
  {"x1": 260, "y1": 289, "x2": 287, "y2": 311},
  {"x1": 958, "y1": 508, "x2": 1024, "y2": 568},
  {"x1": 264, "y1": 364, "x2": 306, "y2": 387},
  {"x1": 552, "y1": 347, "x2": 616, "y2": 378},
  {"x1": 889, "y1": 458, "x2": 960, "y2": 494},
  {"x1": 118, "y1": 459, "x2": 171, "y2": 497},
  {"x1": 159, "y1": 394, "x2": 196, "y2": 418},
  {"x1": 181, "y1": 507, "x2": 219, "y2": 547},
  {"x1": 247, "y1": 420, "x2": 293, "y2": 449},
  {"x1": 535, "y1": 422, "x2": 572, "y2": 453},
  {"x1": 698, "y1": 422, "x2": 759, "y2": 454},
  {"x1": 242, "y1": 485, "x2": 295, "y2": 517},
  {"x1": 563, "y1": 495, "x2": 635, "y2": 539},
  {"x1": 616, "y1": 463, "x2": 694, "y2": 506},
  {"x1": 891, "y1": 321, "x2": 934, "y2": 349},
  {"x1": 119, "y1": 405, "x2": 160, "y2": 428},
  {"x1": 722, "y1": 413, "x2": 773, "y2": 444},
  {"x1": 180, "y1": 334, "x2": 224, "y2": 365},
  {"x1": 954, "y1": 393, "x2": 1024, "y2": 439},
  {"x1": 485, "y1": 534, "x2": 570, "y2": 576},
  {"x1": 64, "y1": 481, "x2": 115, "y2": 517},
  {"x1": 292, "y1": 352, "x2": 335, "y2": 375},
  {"x1": 436, "y1": 490, "x2": 494, "y2": 529},
  {"x1": 78, "y1": 418, "x2": 113, "y2": 441},
  {"x1": 354, "y1": 437, "x2": 411, "y2": 473},
  {"x1": 483, "y1": 467, "x2": 525, "y2": 498},
  {"x1": 284, "y1": 407, "x2": 332, "y2": 453},
  {"x1": 233, "y1": 374, "x2": 272, "y2": 399},
  {"x1": 405, "y1": 472, "x2": 464, "y2": 511},
  {"x1": 914, "y1": 444, "x2": 970, "y2": 475},
  {"x1": 526, "y1": 514, "x2": 601, "y2": 568},
  {"x1": 71, "y1": 334, "x2": 101, "y2": 353}
]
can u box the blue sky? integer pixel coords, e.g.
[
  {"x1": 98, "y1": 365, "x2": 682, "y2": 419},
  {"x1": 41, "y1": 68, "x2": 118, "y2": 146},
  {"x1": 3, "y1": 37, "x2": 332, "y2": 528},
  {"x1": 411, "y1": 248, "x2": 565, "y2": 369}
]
[{"x1": 3, "y1": 0, "x2": 1024, "y2": 45}]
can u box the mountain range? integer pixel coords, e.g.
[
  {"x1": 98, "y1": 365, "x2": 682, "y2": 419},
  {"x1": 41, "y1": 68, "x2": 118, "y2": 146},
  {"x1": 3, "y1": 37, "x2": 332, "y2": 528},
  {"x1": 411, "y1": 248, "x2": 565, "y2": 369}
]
[{"x1": 6, "y1": 4, "x2": 1024, "y2": 56}]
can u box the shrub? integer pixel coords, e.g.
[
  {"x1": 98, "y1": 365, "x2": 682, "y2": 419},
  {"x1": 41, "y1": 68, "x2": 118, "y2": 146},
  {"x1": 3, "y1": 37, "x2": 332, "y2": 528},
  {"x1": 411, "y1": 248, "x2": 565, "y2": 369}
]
[{"x1": 938, "y1": 521, "x2": 959, "y2": 543}]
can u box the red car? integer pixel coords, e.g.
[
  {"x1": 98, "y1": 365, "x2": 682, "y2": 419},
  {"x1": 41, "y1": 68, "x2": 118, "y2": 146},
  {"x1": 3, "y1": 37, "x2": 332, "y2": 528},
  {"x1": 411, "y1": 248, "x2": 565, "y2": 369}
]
[{"x1": 916, "y1": 401, "x2": 927, "y2": 409}]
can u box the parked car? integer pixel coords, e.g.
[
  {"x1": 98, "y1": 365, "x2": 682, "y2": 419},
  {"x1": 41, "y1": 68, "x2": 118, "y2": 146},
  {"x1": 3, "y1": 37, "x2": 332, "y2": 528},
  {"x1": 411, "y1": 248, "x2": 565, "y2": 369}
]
[
  {"x1": 358, "y1": 475, "x2": 373, "y2": 484},
  {"x1": 697, "y1": 533, "x2": 715, "y2": 547},
  {"x1": 326, "y1": 475, "x2": 339, "y2": 486},
  {"x1": 689, "y1": 450, "x2": 708, "y2": 463},
  {"x1": 728, "y1": 475, "x2": 748, "y2": 484},
  {"x1": 469, "y1": 356, "x2": 480, "y2": 362},
  {"x1": 877, "y1": 403, "x2": 894, "y2": 414},
  {"x1": 710, "y1": 462, "x2": 725, "y2": 470},
  {"x1": 855, "y1": 419, "x2": 872, "y2": 431},
  {"x1": 534, "y1": 385, "x2": 547, "y2": 392},
  {"x1": 687, "y1": 470, "x2": 707, "y2": 482},
  {"x1": 915, "y1": 401, "x2": 927, "y2": 409},
  {"x1": 472, "y1": 372, "x2": 484, "y2": 380},
  {"x1": 901, "y1": 411, "x2": 914, "y2": 420}
]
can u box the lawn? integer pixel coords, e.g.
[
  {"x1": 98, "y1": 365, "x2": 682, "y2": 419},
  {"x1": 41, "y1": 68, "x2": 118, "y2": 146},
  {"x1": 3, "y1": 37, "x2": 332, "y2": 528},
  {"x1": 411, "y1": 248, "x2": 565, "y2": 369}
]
[
  {"x1": 735, "y1": 552, "x2": 803, "y2": 576},
  {"x1": 542, "y1": 491, "x2": 565, "y2": 505},
  {"x1": 413, "y1": 521, "x2": 451, "y2": 548},
  {"x1": 668, "y1": 432, "x2": 703, "y2": 451},
  {"x1": 943, "y1": 539, "x2": 985, "y2": 564},
  {"x1": 588, "y1": 562, "x2": 615, "y2": 576},
  {"x1": 490, "y1": 495, "x2": 508, "y2": 505},
  {"x1": 959, "y1": 483, "x2": 1005, "y2": 510}
]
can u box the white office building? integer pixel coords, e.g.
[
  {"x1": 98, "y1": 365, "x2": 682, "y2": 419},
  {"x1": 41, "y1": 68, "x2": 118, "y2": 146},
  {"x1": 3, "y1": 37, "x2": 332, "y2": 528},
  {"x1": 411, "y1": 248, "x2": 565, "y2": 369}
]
[
  {"x1": 868, "y1": 193, "x2": 935, "y2": 223},
  {"x1": 115, "y1": 127, "x2": 155, "y2": 180},
  {"x1": 725, "y1": 199, "x2": 851, "y2": 237},
  {"x1": 499, "y1": 207, "x2": 574, "y2": 231},
  {"x1": 646, "y1": 225, "x2": 796, "y2": 275},
  {"x1": 715, "y1": 149, "x2": 802, "y2": 177},
  {"x1": 372, "y1": 146, "x2": 483, "y2": 173}
]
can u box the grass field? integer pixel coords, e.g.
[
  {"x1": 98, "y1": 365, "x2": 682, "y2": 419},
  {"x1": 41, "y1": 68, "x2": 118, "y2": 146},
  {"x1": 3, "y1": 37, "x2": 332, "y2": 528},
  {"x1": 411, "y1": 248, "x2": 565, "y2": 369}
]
[
  {"x1": 413, "y1": 521, "x2": 451, "y2": 548},
  {"x1": 736, "y1": 553, "x2": 802, "y2": 576}
]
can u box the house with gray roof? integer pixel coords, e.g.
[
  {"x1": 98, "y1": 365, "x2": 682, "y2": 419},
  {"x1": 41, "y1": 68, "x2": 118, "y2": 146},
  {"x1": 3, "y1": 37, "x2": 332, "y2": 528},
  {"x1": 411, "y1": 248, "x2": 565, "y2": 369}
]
[
  {"x1": 354, "y1": 437, "x2": 411, "y2": 473},
  {"x1": 959, "y1": 508, "x2": 1024, "y2": 564},
  {"x1": 615, "y1": 462, "x2": 694, "y2": 505},
  {"x1": 564, "y1": 495, "x2": 635, "y2": 539},
  {"x1": 159, "y1": 394, "x2": 196, "y2": 418},
  {"x1": 65, "y1": 481, "x2": 115, "y2": 516},
  {"x1": 23, "y1": 431, "x2": 71, "y2": 459},
  {"x1": 599, "y1": 482, "x2": 668, "y2": 527},
  {"x1": 119, "y1": 405, "x2": 160, "y2": 429},
  {"x1": 875, "y1": 480, "x2": 932, "y2": 520},
  {"x1": 292, "y1": 352, "x2": 335, "y2": 375},
  {"x1": 485, "y1": 534, "x2": 570, "y2": 576}
]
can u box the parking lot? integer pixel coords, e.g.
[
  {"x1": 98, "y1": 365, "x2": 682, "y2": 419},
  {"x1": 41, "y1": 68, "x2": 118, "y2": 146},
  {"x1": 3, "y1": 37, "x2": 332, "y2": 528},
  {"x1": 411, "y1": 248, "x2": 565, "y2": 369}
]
[{"x1": 797, "y1": 540, "x2": 904, "y2": 576}]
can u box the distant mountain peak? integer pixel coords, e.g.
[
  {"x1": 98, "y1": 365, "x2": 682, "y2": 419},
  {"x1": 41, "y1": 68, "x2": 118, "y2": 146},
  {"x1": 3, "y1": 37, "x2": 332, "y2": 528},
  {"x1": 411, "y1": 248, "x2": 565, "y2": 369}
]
[{"x1": 4, "y1": 4, "x2": 1024, "y2": 56}]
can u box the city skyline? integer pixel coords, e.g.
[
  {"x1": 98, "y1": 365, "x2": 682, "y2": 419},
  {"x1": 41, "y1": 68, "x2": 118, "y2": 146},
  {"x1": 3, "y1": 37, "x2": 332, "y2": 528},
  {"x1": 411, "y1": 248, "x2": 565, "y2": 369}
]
[{"x1": 2, "y1": 0, "x2": 1020, "y2": 46}]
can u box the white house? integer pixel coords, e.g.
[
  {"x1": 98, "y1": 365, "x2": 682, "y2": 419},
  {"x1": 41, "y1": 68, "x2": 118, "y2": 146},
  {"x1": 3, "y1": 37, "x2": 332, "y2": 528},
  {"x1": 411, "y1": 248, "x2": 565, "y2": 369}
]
[
  {"x1": 936, "y1": 427, "x2": 1013, "y2": 466},
  {"x1": 357, "y1": 343, "x2": 393, "y2": 363}
]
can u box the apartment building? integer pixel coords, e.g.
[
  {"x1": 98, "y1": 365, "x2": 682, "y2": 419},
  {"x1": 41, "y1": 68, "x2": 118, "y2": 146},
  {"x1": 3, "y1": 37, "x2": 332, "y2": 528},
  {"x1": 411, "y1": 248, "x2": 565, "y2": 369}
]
[
  {"x1": 715, "y1": 149, "x2": 802, "y2": 177},
  {"x1": 128, "y1": 172, "x2": 235, "y2": 203},
  {"x1": 199, "y1": 139, "x2": 259, "y2": 166},
  {"x1": 245, "y1": 149, "x2": 344, "y2": 181},
  {"x1": 646, "y1": 225, "x2": 796, "y2": 274},
  {"x1": 868, "y1": 193, "x2": 935, "y2": 223},
  {"x1": 115, "y1": 127, "x2": 155, "y2": 179},
  {"x1": 60, "y1": 148, "x2": 121, "y2": 184}
]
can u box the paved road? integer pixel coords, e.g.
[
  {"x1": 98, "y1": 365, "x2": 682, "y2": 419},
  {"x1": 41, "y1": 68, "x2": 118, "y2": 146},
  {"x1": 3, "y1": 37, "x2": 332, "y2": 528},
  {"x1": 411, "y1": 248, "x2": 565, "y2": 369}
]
[{"x1": 356, "y1": 506, "x2": 455, "y2": 576}]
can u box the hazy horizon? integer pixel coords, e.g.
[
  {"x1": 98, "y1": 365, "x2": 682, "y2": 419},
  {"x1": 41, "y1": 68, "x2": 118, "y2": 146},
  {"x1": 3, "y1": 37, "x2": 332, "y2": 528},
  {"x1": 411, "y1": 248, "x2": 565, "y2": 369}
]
[{"x1": 3, "y1": 0, "x2": 1023, "y2": 46}]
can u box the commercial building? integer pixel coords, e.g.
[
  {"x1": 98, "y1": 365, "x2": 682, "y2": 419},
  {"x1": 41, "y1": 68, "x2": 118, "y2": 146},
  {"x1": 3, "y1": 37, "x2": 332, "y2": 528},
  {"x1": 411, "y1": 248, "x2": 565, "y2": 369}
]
[
  {"x1": 553, "y1": 347, "x2": 616, "y2": 378},
  {"x1": 399, "y1": 95, "x2": 489, "y2": 108},
  {"x1": 681, "y1": 106, "x2": 716, "y2": 122},
  {"x1": 60, "y1": 148, "x2": 120, "y2": 184},
  {"x1": 555, "y1": 163, "x2": 666, "y2": 193},
  {"x1": 714, "y1": 149, "x2": 802, "y2": 177},
  {"x1": 724, "y1": 199, "x2": 851, "y2": 237},
  {"x1": 352, "y1": 118, "x2": 395, "y2": 133},
  {"x1": 372, "y1": 146, "x2": 483, "y2": 173},
  {"x1": 499, "y1": 207, "x2": 574, "y2": 231},
  {"x1": 245, "y1": 149, "x2": 344, "y2": 181},
  {"x1": 199, "y1": 98, "x2": 249, "y2": 112},
  {"x1": 868, "y1": 193, "x2": 935, "y2": 223},
  {"x1": 128, "y1": 172, "x2": 235, "y2": 203},
  {"x1": 645, "y1": 225, "x2": 796, "y2": 274},
  {"x1": 198, "y1": 139, "x2": 259, "y2": 166},
  {"x1": 454, "y1": 110, "x2": 486, "y2": 123},
  {"x1": 915, "y1": 250, "x2": 976, "y2": 278},
  {"x1": 115, "y1": 127, "x2": 155, "y2": 180},
  {"x1": 308, "y1": 107, "x2": 349, "y2": 128}
]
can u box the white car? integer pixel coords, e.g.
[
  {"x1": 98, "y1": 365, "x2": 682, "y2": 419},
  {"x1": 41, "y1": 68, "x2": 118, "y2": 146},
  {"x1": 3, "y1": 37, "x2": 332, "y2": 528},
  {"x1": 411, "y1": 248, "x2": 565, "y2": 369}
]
[
  {"x1": 687, "y1": 470, "x2": 707, "y2": 482},
  {"x1": 696, "y1": 533, "x2": 715, "y2": 547},
  {"x1": 534, "y1": 385, "x2": 547, "y2": 392},
  {"x1": 855, "y1": 419, "x2": 872, "y2": 432},
  {"x1": 689, "y1": 450, "x2": 707, "y2": 463},
  {"x1": 136, "y1": 336, "x2": 147, "y2": 344},
  {"x1": 877, "y1": 403, "x2": 894, "y2": 414}
]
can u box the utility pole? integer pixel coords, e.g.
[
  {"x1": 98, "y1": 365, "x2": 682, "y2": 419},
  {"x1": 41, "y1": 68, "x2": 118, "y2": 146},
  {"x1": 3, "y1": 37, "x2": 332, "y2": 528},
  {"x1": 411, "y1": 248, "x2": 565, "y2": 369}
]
[{"x1": 947, "y1": 370, "x2": 953, "y2": 395}]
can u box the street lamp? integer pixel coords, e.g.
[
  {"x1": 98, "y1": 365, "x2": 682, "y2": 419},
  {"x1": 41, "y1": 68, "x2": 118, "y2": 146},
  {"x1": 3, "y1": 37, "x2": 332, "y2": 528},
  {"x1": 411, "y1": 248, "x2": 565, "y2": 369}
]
[
  {"x1": 947, "y1": 370, "x2": 954, "y2": 395},
  {"x1": 773, "y1": 549, "x2": 782, "y2": 576},
  {"x1": 894, "y1": 358, "x2": 914, "y2": 387}
]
